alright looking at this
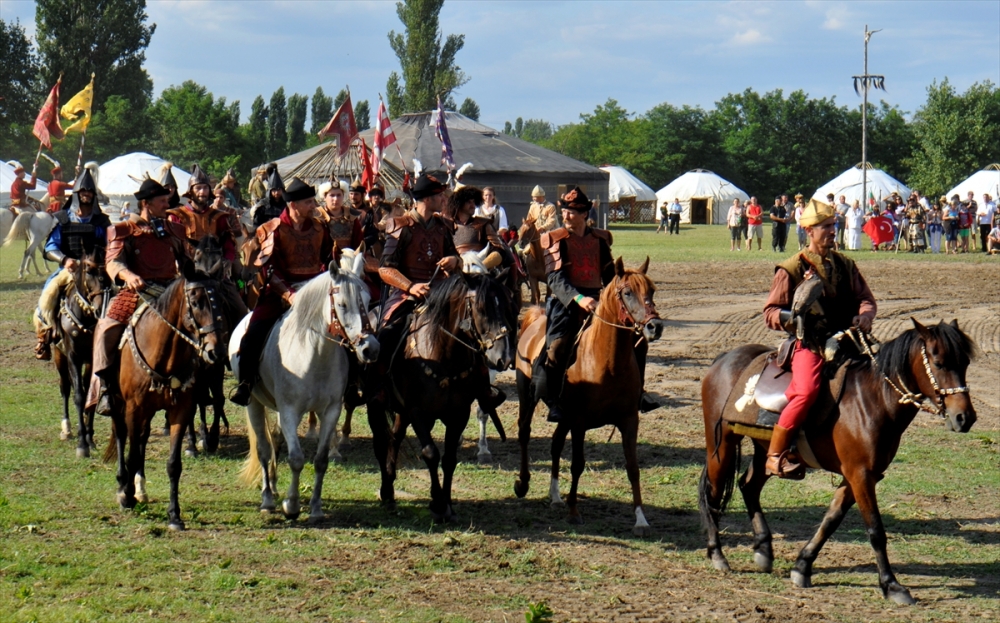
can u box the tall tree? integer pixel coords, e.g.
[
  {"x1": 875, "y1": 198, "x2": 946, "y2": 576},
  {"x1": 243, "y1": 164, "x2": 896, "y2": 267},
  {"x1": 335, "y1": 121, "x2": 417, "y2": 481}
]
[
  {"x1": 642, "y1": 103, "x2": 727, "y2": 189},
  {"x1": 34, "y1": 0, "x2": 155, "y2": 111},
  {"x1": 286, "y1": 93, "x2": 308, "y2": 154},
  {"x1": 458, "y1": 97, "x2": 480, "y2": 121},
  {"x1": 333, "y1": 88, "x2": 348, "y2": 111},
  {"x1": 386, "y1": 0, "x2": 469, "y2": 114},
  {"x1": 267, "y1": 87, "x2": 288, "y2": 161},
  {"x1": 355, "y1": 100, "x2": 371, "y2": 131},
  {"x1": 907, "y1": 79, "x2": 1000, "y2": 197},
  {"x1": 310, "y1": 86, "x2": 333, "y2": 135},
  {"x1": 864, "y1": 101, "x2": 916, "y2": 183},
  {"x1": 242, "y1": 95, "x2": 268, "y2": 167},
  {"x1": 520, "y1": 119, "x2": 553, "y2": 143},
  {"x1": 0, "y1": 19, "x2": 40, "y2": 160},
  {"x1": 148, "y1": 81, "x2": 243, "y2": 178}
]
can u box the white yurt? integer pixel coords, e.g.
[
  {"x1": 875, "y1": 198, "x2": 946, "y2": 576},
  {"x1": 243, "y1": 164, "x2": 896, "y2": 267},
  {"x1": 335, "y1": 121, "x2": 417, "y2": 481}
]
[
  {"x1": 946, "y1": 164, "x2": 1000, "y2": 202},
  {"x1": 655, "y1": 169, "x2": 749, "y2": 224},
  {"x1": 600, "y1": 165, "x2": 657, "y2": 223},
  {"x1": 98, "y1": 152, "x2": 191, "y2": 214},
  {"x1": 1, "y1": 160, "x2": 49, "y2": 206},
  {"x1": 811, "y1": 163, "x2": 910, "y2": 207}
]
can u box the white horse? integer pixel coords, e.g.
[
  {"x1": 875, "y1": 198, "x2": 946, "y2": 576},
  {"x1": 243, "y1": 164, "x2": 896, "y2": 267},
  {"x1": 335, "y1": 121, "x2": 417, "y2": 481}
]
[
  {"x1": 2, "y1": 208, "x2": 55, "y2": 279},
  {"x1": 0, "y1": 209, "x2": 13, "y2": 246},
  {"x1": 233, "y1": 255, "x2": 379, "y2": 522}
]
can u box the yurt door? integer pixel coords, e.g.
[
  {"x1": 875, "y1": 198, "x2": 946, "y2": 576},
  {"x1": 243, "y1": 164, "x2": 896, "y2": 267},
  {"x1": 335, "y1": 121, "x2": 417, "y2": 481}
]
[{"x1": 691, "y1": 198, "x2": 708, "y2": 224}]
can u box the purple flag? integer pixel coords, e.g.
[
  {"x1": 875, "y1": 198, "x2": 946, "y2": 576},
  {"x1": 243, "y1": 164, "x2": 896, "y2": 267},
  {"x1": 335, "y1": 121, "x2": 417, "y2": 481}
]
[{"x1": 433, "y1": 97, "x2": 454, "y2": 171}]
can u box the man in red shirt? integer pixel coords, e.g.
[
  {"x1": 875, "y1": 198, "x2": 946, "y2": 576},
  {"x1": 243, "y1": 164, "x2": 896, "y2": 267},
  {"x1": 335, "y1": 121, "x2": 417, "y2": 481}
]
[
  {"x1": 745, "y1": 196, "x2": 764, "y2": 251},
  {"x1": 45, "y1": 166, "x2": 73, "y2": 212},
  {"x1": 9, "y1": 162, "x2": 38, "y2": 212}
]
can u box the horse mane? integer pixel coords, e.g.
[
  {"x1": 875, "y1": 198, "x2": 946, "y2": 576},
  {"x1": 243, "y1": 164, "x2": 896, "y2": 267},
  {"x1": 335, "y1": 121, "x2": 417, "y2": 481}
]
[
  {"x1": 595, "y1": 267, "x2": 652, "y2": 323},
  {"x1": 874, "y1": 321, "x2": 976, "y2": 389},
  {"x1": 288, "y1": 270, "x2": 334, "y2": 329},
  {"x1": 520, "y1": 305, "x2": 544, "y2": 333},
  {"x1": 422, "y1": 274, "x2": 469, "y2": 329},
  {"x1": 152, "y1": 279, "x2": 187, "y2": 316}
]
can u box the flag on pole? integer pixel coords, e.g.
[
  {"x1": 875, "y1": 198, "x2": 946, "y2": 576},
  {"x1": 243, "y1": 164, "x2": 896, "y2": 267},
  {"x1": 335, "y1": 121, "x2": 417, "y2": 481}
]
[
  {"x1": 433, "y1": 96, "x2": 454, "y2": 171},
  {"x1": 863, "y1": 215, "x2": 895, "y2": 246},
  {"x1": 318, "y1": 91, "x2": 357, "y2": 156},
  {"x1": 372, "y1": 99, "x2": 396, "y2": 177},
  {"x1": 60, "y1": 74, "x2": 95, "y2": 134},
  {"x1": 359, "y1": 138, "x2": 375, "y2": 191},
  {"x1": 33, "y1": 78, "x2": 64, "y2": 148},
  {"x1": 868, "y1": 189, "x2": 876, "y2": 207}
]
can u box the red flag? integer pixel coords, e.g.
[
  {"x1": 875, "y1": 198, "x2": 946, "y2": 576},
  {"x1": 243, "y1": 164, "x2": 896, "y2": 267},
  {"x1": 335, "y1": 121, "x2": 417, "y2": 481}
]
[
  {"x1": 33, "y1": 79, "x2": 64, "y2": 148},
  {"x1": 317, "y1": 93, "x2": 357, "y2": 156},
  {"x1": 359, "y1": 138, "x2": 375, "y2": 191},
  {"x1": 863, "y1": 215, "x2": 895, "y2": 246},
  {"x1": 372, "y1": 100, "x2": 396, "y2": 177}
]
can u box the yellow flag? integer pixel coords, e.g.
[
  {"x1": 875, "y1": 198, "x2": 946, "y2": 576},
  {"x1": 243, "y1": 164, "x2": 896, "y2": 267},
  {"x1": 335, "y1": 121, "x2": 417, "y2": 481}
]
[{"x1": 60, "y1": 74, "x2": 94, "y2": 134}]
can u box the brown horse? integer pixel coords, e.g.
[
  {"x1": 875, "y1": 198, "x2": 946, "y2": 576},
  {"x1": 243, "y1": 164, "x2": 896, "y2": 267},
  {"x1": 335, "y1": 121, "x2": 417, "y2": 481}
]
[
  {"x1": 102, "y1": 262, "x2": 225, "y2": 531},
  {"x1": 516, "y1": 218, "x2": 548, "y2": 304},
  {"x1": 699, "y1": 319, "x2": 977, "y2": 605},
  {"x1": 52, "y1": 250, "x2": 114, "y2": 458},
  {"x1": 513, "y1": 257, "x2": 664, "y2": 535}
]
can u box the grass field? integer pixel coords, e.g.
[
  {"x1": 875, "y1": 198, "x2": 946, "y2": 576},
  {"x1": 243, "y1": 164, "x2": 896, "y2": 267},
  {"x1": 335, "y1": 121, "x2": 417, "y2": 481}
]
[{"x1": 1, "y1": 226, "x2": 997, "y2": 622}]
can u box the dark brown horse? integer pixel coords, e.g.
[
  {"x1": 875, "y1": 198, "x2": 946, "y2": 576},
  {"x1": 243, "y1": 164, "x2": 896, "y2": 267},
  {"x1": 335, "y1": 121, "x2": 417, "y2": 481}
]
[
  {"x1": 368, "y1": 271, "x2": 517, "y2": 521},
  {"x1": 53, "y1": 250, "x2": 114, "y2": 458},
  {"x1": 513, "y1": 258, "x2": 664, "y2": 535},
  {"x1": 102, "y1": 262, "x2": 225, "y2": 531},
  {"x1": 699, "y1": 319, "x2": 977, "y2": 605},
  {"x1": 516, "y1": 218, "x2": 547, "y2": 304}
]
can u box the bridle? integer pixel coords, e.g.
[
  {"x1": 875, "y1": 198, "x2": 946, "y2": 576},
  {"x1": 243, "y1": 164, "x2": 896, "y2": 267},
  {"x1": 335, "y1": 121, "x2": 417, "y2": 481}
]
[
  {"x1": 438, "y1": 289, "x2": 511, "y2": 354},
  {"x1": 591, "y1": 278, "x2": 660, "y2": 338},
  {"x1": 854, "y1": 328, "x2": 970, "y2": 417},
  {"x1": 60, "y1": 263, "x2": 114, "y2": 337},
  {"x1": 324, "y1": 281, "x2": 374, "y2": 352}
]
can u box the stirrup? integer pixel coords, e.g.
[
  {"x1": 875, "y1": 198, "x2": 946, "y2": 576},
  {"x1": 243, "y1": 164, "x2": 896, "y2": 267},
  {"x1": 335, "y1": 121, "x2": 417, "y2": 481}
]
[
  {"x1": 34, "y1": 340, "x2": 51, "y2": 361},
  {"x1": 765, "y1": 451, "x2": 805, "y2": 480},
  {"x1": 95, "y1": 382, "x2": 116, "y2": 417},
  {"x1": 229, "y1": 382, "x2": 253, "y2": 407}
]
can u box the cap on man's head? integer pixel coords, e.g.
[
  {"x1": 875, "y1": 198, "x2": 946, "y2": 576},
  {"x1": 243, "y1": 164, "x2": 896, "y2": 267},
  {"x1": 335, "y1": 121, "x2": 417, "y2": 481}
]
[
  {"x1": 368, "y1": 186, "x2": 385, "y2": 198},
  {"x1": 349, "y1": 179, "x2": 365, "y2": 194},
  {"x1": 282, "y1": 177, "x2": 316, "y2": 203},
  {"x1": 799, "y1": 199, "x2": 836, "y2": 227},
  {"x1": 558, "y1": 186, "x2": 591, "y2": 212},
  {"x1": 411, "y1": 173, "x2": 448, "y2": 200},
  {"x1": 134, "y1": 178, "x2": 171, "y2": 201},
  {"x1": 531, "y1": 185, "x2": 545, "y2": 198}
]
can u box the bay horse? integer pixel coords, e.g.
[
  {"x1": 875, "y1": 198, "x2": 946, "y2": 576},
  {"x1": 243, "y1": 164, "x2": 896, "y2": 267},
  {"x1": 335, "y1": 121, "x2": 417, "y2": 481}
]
[
  {"x1": 102, "y1": 261, "x2": 225, "y2": 531},
  {"x1": 699, "y1": 319, "x2": 977, "y2": 605},
  {"x1": 233, "y1": 255, "x2": 379, "y2": 522},
  {"x1": 51, "y1": 250, "x2": 114, "y2": 457},
  {"x1": 369, "y1": 270, "x2": 517, "y2": 522},
  {"x1": 513, "y1": 257, "x2": 663, "y2": 535},
  {"x1": 516, "y1": 217, "x2": 548, "y2": 304}
]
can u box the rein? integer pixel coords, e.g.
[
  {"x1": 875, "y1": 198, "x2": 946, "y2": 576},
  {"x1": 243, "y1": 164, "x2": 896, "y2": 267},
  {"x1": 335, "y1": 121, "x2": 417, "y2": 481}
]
[
  {"x1": 322, "y1": 281, "x2": 374, "y2": 351},
  {"x1": 590, "y1": 279, "x2": 660, "y2": 342},
  {"x1": 854, "y1": 328, "x2": 970, "y2": 417}
]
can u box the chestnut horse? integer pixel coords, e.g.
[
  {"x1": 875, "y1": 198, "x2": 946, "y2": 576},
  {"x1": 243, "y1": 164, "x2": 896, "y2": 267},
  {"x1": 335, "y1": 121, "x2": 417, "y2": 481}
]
[
  {"x1": 513, "y1": 257, "x2": 664, "y2": 535},
  {"x1": 368, "y1": 271, "x2": 517, "y2": 522},
  {"x1": 516, "y1": 218, "x2": 548, "y2": 304},
  {"x1": 102, "y1": 262, "x2": 225, "y2": 531},
  {"x1": 53, "y1": 250, "x2": 114, "y2": 457},
  {"x1": 699, "y1": 319, "x2": 977, "y2": 605}
]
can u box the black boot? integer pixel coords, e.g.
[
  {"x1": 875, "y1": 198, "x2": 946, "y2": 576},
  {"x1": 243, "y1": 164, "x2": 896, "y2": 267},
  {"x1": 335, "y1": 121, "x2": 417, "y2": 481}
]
[
  {"x1": 639, "y1": 392, "x2": 660, "y2": 413},
  {"x1": 95, "y1": 377, "x2": 118, "y2": 417},
  {"x1": 229, "y1": 381, "x2": 254, "y2": 407}
]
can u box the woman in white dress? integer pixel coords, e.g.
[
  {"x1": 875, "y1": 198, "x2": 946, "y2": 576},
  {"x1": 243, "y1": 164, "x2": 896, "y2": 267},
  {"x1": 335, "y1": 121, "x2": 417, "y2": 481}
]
[{"x1": 846, "y1": 200, "x2": 866, "y2": 250}]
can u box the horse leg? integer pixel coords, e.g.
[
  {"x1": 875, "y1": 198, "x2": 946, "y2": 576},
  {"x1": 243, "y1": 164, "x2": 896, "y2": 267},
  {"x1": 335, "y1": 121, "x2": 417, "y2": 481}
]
[
  {"x1": 739, "y1": 440, "x2": 775, "y2": 572},
  {"x1": 71, "y1": 358, "x2": 90, "y2": 458},
  {"x1": 112, "y1": 413, "x2": 130, "y2": 508},
  {"x1": 440, "y1": 413, "x2": 469, "y2": 523},
  {"x1": 846, "y1": 469, "x2": 914, "y2": 604},
  {"x1": 698, "y1": 426, "x2": 740, "y2": 573},
  {"x1": 134, "y1": 416, "x2": 152, "y2": 505},
  {"x1": 308, "y1": 401, "x2": 342, "y2": 524},
  {"x1": 337, "y1": 405, "x2": 354, "y2": 456},
  {"x1": 475, "y1": 369, "x2": 497, "y2": 464},
  {"x1": 165, "y1": 406, "x2": 192, "y2": 531},
  {"x1": 247, "y1": 399, "x2": 276, "y2": 512},
  {"x1": 207, "y1": 371, "x2": 224, "y2": 453},
  {"x1": 278, "y1": 408, "x2": 305, "y2": 520},
  {"x1": 620, "y1": 416, "x2": 649, "y2": 537},
  {"x1": 513, "y1": 370, "x2": 535, "y2": 498},
  {"x1": 565, "y1": 426, "x2": 586, "y2": 525},
  {"x1": 367, "y1": 398, "x2": 397, "y2": 509},
  {"x1": 791, "y1": 478, "x2": 855, "y2": 589},
  {"x1": 549, "y1": 422, "x2": 570, "y2": 508},
  {"x1": 306, "y1": 411, "x2": 319, "y2": 440},
  {"x1": 121, "y1": 406, "x2": 144, "y2": 510},
  {"x1": 57, "y1": 353, "x2": 72, "y2": 441},
  {"x1": 412, "y1": 416, "x2": 447, "y2": 522},
  {"x1": 185, "y1": 404, "x2": 200, "y2": 458}
]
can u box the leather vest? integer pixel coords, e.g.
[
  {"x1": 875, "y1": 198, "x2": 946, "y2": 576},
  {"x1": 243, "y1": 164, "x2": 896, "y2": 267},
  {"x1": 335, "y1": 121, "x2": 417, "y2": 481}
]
[
  {"x1": 274, "y1": 220, "x2": 327, "y2": 280},
  {"x1": 54, "y1": 211, "x2": 110, "y2": 259},
  {"x1": 327, "y1": 214, "x2": 356, "y2": 249},
  {"x1": 131, "y1": 231, "x2": 182, "y2": 281},
  {"x1": 564, "y1": 233, "x2": 602, "y2": 289},
  {"x1": 402, "y1": 218, "x2": 449, "y2": 282},
  {"x1": 168, "y1": 206, "x2": 228, "y2": 241},
  {"x1": 452, "y1": 218, "x2": 488, "y2": 254}
]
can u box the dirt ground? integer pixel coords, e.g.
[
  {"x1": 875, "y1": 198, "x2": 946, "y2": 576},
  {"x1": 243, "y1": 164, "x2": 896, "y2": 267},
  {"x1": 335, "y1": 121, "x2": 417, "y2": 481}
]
[{"x1": 443, "y1": 259, "x2": 1000, "y2": 623}]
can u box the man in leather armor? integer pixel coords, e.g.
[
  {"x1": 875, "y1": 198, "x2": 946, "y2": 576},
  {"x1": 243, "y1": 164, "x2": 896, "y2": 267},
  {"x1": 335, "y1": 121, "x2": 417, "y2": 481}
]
[
  {"x1": 88, "y1": 179, "x2": 190, "y2": 415},
  {"x1": 230, "y1": 178, "x2": 334, "y2": 406},
  {"x1": 762, "y1": 201, "x2": 877, "y2": 478},
  {"x1": 317, "y1": 180, "x2": 362, "y2": 250},
  {"x1": 445, "y1": 186, "x2": 505, "y2": 256},
  {"x1": 251, "y1": 168, "x2": 287, "y2": 231},
  {"x1": 360, "y1": 186, "x2": 390, "y2": 253},
  {"x1": 535, "y1": 186, "x2": 615, "y2": 423},
  {"x1": 34, "y1": 169, "x2": 111, "y2": 359}
]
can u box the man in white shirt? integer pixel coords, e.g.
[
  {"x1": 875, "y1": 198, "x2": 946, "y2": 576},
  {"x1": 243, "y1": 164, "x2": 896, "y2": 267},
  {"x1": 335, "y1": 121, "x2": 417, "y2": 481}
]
[
  {"x1": 978, "y1": 194, "x2": 996, "y2": 253},
  {"x1": 835, "y1": 194, "x2": 850, "y2": 247},
  {"x1": 668, "y1": 198, "x2": 683, "y2": 234}
]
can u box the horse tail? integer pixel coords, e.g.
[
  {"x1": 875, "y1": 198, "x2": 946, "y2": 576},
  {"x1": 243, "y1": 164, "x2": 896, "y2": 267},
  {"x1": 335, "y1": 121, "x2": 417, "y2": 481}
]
[
  {"x1": 102, "y1": 419, "x2": 117, "y2": 464},
  {"x1": 2, "y1": 212, "x2": 32, "y2": 247},
  {"x1": 238, "y1": 407, "x2": 277, "y2": 488},
  {"x1": 697, "y1": 436, "x2": 741, "y2": 528},
  {"x1": 519, "y1": 305, "x2": 544, "y2": 333}
]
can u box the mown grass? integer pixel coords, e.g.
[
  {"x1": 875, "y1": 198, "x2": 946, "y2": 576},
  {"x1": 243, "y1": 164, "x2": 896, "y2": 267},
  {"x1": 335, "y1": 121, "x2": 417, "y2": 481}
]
[{"x1": 1, "y1": 234, "x2": 997, "y2": 622}]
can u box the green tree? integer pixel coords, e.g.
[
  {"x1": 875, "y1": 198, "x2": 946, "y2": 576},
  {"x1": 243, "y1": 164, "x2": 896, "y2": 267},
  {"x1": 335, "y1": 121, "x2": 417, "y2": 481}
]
[
  {"x1": 79, "y1": 94, "x2": 152, "y2": 163},
  {"x1": 286, "y1": 93, "x2": 308, "y2": 154},
  {"x1": 542, "y1": 99, "x2": 654, "y2": 176},
  {"x1": 333, "y1": 88, "x2": 348, "y2": 111},
  {"x1": 355, "y1": 100, "x2": 371, "y2": 131},
  {"x1": 906, "y1": 79, "x2": 1000, "y2": 197},
  {"x1": 386, "y1": 0, "x2": 469, "y2": 114},
  {"x1": 34, "y1": 0, "x2": 155, "y2": 111},
  {"x1": 503, "y1": 120, "x2": 512, "y2": 135},
  {"x1": 242, "y1": 95, "x2": 268, "y2": 167},
  {"x1": 642, "y1": 103, "x2": 726, "y2": 189},
  {"x1": 310, "y1": 86, "x2": 333, "y2": 135},
  {"x1": 148, "y1": 81, "x2": 243, "y2": 178},
  {"x1": 267, "y1": 87, "x2": 287, "y2": 160},
  {"x1": 863, "y1": 101, "x2": 916, "y2": 183},
  {"x1": 520, "y1": 119, "x2": 553, "y2": 143},
  {"x1": 458, "y1": 97, "x2": 480, "y2": 121},
  {"x1": 0, "y1": 19, "x2": 41, "y2": 161}
]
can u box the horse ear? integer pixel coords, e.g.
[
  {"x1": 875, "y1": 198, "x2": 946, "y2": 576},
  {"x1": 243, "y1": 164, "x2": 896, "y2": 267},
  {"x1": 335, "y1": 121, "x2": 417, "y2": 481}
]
[
  {"x1": 911, "y1": 317, "x2": 932, "y2": 340},
  {"x1": 614, "y1": 256, "x2": 625, "y2": 278},
  {"x1": 950, "y1": 318, "x2": 959, "y2": 330},
  {"x1": 352, "y1": 250, "x2": 365, "y2": 276},
  {"x1": 356, "y1": 241, "x2": 366, "y2": 256},
  {"x1": 639, "y1": 256, "x2": 650, "y2": 275},
  {"x1": 328, "y1": 260, "x2": 340, "y2": 276},
  {"x1": 181, "y1": 259, "x2": 198, "y2": 282}
]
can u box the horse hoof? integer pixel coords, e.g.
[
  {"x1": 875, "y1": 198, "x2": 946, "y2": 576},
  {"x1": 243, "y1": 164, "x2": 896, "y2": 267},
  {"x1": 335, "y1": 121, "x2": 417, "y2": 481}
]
[
  {"x1": 76, "y1": 447, "x2": 90, "y2": 459},
  {"x1": 60, "y1": 429, "x2": 71, "y2": 441},
  {"x1": 791, "y1": 570, "x2": 812, "y2": 589},
  {"x1": 184, "y1": 449, "x2": 197, "y2": 458},
  {"x1": 513, "y1": 480, "x2": 529, "y2": 499},
  {"x1": 162, "y1": 427, "x2": 170, "y2": 437},
  {"x1": 477, "y1": 452, "x2": 493, "y2": 465},
  {"x1": 632, "y1": 524, "x2": 651, "y2": 538},
  {"x1": 887, "y1": 586, "x2": 916, "y2": 605},
  {"x1": 567, "y1": 514, "x2": 583, "y2": 525},
  {"x1": 167, "y1": 522, "x2": 185, "y2": 532},
  {"x1": 136, "y1": 493, "x2": 149, "y2": 504},
  {"x1": 307, "y1": 513, "x2": 324, "y2": 525},
  {"x1": 710, "y1": 552, "x2": 731, "y2": 573},
  {"x1": 260, "y1": 506, "x2": 275, "y2": 514},
  {"x1": 282, "y1": 500, "x2": 300, "y2": 520},
  {"x1": 337, "y1": 440, "x2": 351, "y2": 453},
  {"x1": 196, "y1": 440, "x2": 206, "y2": 453},
  {"x1": 754, "y1": 552, "x2": 773, "y2": 573}
]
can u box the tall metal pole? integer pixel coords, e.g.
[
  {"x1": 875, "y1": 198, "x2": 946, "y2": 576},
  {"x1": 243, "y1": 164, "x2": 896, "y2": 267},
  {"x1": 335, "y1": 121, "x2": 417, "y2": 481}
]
[{"x1": 854, "y1": 26, "x2": 884, "y2": 211}]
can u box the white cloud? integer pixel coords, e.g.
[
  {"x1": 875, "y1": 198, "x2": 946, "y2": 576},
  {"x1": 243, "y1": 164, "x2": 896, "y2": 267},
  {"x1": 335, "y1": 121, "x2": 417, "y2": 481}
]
[{"x1": 731, "y1": 29, "x2": 771, "y2": 45}]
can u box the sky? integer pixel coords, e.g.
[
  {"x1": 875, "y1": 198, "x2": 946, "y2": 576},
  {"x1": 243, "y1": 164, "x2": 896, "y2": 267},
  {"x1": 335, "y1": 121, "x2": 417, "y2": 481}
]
[{"x1": 3, "y1": 0, "x2": 999, "y2": 132}]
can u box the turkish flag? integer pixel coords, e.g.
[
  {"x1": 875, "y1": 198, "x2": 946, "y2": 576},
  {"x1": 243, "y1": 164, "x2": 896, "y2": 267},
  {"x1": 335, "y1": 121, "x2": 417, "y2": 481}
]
[{"x1": 863, "y1": 215, "x2": 895, "y2": 246}]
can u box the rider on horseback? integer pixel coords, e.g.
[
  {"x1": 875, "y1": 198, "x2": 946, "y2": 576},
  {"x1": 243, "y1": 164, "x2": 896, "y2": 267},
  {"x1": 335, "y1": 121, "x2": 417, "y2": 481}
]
[
  {"x1": 763, "y1": 201, "x2": 877, "y2": 478},
  {"x1": 534, "y1": 186, "x2": 615, "y2": 423},
  {"x1": 230, "y1": 178, "x2": 334, "y2": 406},
  {"x1": 251, "y1": 167, "x2": 287, "y2": 231},
  {"x1": 9, "y1": 162, "x2": 37, "y2": 213},
  {"x1": 34, "y1": 169, "x2": 111, "y2": 360},
  {"x1": 89, "y1": 179, "x2": 190, "y2": 416}
]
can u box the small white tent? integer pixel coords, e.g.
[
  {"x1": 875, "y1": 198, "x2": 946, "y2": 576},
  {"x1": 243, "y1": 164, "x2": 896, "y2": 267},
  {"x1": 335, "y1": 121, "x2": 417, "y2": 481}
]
[
  {"x1": 655, "y1": 169, "x2": 749, "y2": 224},
  {"x1": 812, "y1": 163, "x2": 910, "y2": 207},
  {"x1": 1, "y1": 161, "x2": 49, "y2": 205},
  {"x1": 946, "y1": 164, "x2": 1000, "y2": 202},
  {"x1": 98, "y1": 152, "x2": 191, "y2": 207},
  {"x1": 600, "y1": 165, "x2": 657, "y2": 222}
]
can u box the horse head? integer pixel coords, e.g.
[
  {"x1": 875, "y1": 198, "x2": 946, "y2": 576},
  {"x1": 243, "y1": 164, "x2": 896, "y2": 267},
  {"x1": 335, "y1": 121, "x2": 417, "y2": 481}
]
[
  {"x1": 180, "y1": 260, "x2": 224, "y2": 365},
  {"x1": 192, "y1": 235, "x2": 225, "y2": 279},
  {"x1": 609, "y1": 256, "x2": 664, "y2": 342},
  {"x1": 465, "y1": 272, "x2": 517, "y2": 371},
  {"x1": 517, "y1": 218, "x2": 538, "y2": 251},
  {"x1": 326, "y1": 257, "x2": 379, "y2": 365},
  {"x1": 76, "y1": 248, "x2": 114, "y2": 317},
  {"x1": 910, "y1": 318, "x2": 977, "y2": 432}
]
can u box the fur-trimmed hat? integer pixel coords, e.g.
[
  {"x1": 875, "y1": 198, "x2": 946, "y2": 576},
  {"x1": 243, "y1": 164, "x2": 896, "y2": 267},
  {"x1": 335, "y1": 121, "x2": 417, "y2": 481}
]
[
  {"x1": 282, "y1": 177, "x2": 316, "y2": 203},
  {"x1": 558, "y1": 186, "x2": 591, "y2": 212}
]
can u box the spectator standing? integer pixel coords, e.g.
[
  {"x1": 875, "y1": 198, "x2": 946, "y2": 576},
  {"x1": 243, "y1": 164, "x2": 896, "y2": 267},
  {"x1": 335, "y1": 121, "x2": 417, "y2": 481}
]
[
  {"x1": 770, "y1": 196, "x2": 789, "y2": 252},
  {"x1": 978, "y1": 194, "x2": 996, "y2": 252},
  {"x1": 668, "y1": 198, "x2": 682, "y2": 234},
  {"x1": 943, "y1": 195, "x2": 960, "y2": 254},
  {"x1": 835, "y1": 194, "x2": 850, "y2": 248},
  {"x1": 793, "y1": 194, "x2": 807, "y2": 250},
  {"x1": 927, "y1": 199, "x2": 944, "y2": 253},
  {"x1": 739, "y1": 199, "x2": 748, "y2": 242},
  {"x1": 846, "y1": 200, "x2": 865, "y2": 250},
  {"x1": 958, "y1": 200, "x2": 973, "y2": 253},
  {"x1": 965, "y1": 191, "x2": 979, "y2": 251},
  {"x1": 655, "y1": 201, "x2": 669, "y2": 234},
  {"x1": 745, "y1": 196, "x2": 763, "y2": 250},
  {"x1": 727, "y1": 199, "x2": 743, "y2": 251}
]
